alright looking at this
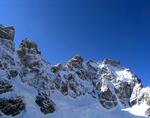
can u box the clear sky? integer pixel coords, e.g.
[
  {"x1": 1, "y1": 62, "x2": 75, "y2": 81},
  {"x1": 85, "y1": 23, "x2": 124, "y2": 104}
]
[{"x1": 0, "y1": 0, "x2": 150, "y2": 86}]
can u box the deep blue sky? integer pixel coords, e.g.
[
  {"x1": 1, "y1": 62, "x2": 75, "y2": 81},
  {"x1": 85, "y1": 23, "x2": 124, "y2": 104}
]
[{"x1": 0, "y1": 0, "x2": 150, "y2": 86}]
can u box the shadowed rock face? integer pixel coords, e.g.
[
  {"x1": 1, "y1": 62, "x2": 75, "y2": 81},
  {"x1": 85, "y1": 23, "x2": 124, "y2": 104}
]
[
  {"x1": 51, "y1": 64, "x2": 63, "y2": 73},
  {"x1": 0, "y1": 80, "x2": 13, "y2": 94},
  {"x1": 0, "y1": 25, "x2": 15, "y2": 54},
  {"x1": 0, "y1": 25, "x2": 25, "y2": 117},
  {"x1": 145, "y1": 108, "x2": 150, "y2": 117},
  {"x1": 102, "y1": 58, "x2": 121, "y2": 67},
  {"x1": 36, "y1": 93, "x2": 56, "y2": 114},
  {"x1": 17, "y1": 39, "x2": 41, "y2": 67},
  {"x1": 99, "y1": 88, "x2": 118, "y2": 109},
  {"x1": 99, "y1": 67, "x2": 116, "y2": 81},
  {"x1": 67, "y1": 55, "x2": 84, "y2": 69},
  {"x1": 19, "y1": 39, "x2": 41, "y2": 54},
  {"x1": 115, "y1": 82, "x2": 133, "y2": 107},
  {"x1": 0, "y1": 96, "x2": 25, "y2": 116},
  {"x1": 0, "y1": 25, "x2": 15, "y2": 41}
]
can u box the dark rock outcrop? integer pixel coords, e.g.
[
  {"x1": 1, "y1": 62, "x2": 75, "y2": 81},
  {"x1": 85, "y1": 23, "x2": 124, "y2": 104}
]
[
  {"x1": 102, "y1": 58, "x2": 120, "y2": 67},
  {"x1": 0, "y1": 96, "x2": 25, "y2": 116},
  {"x1": 145, "y1": 108, "x2": 150, "y2": 117},
  {"x1": 0, "y1": 25, "x2": 15, "y2": 40},
  {"x1": 115, "y1": 82, "x2": 132, "y2": 107},
  {"x1": 67, "y1": 55, "x2": 84, "y2": 69},
  {"x1": 36, "y1": 93, "x2": 56, "y2": 114},
  {"x1": 0, "y1": 80, "x2": 13, "y2": 94},
  {"x1": 99, "y1": 88, "x2": 118, "y2": 109},
  {"x1": 17, "y1": 39, "x2": 41, "y2": 67}
]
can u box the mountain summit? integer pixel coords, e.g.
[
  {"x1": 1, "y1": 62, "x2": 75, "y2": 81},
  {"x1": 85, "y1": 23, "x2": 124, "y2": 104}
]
[{"x1": 0, "y1": 24, "x2": 150, "y2": 118}]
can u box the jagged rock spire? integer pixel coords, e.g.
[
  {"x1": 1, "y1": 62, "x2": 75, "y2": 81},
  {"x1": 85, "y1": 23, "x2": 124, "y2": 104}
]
[
  {"x1": 0, "y1": 24, "x2": 15, "y2": 41},
  {"x1": 18, "y1": 38, "x2": 41, "y2": 54},
  {"x1": 102, "y1": 58, "x2": 121, "y2": 67},
  {"x1": 67, "y1": 55, "x2": 84, "y2": 68},
  {"x1": 0, "y1": 25, "x2": 15, "y2": 53},
  {"x1": 17, "y1": 38, "x2": 42, "y2": 69}
]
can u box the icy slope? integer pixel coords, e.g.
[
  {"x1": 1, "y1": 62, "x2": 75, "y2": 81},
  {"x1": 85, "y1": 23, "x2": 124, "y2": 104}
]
[{"x1": 0, "y1": 24, "x2": 150, "y2": 118}]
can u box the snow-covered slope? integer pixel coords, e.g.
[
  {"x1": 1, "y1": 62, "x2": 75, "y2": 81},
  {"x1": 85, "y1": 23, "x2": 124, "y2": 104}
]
[{"x1": 0, "y1": 24, "x2": 150, "y2": 118}]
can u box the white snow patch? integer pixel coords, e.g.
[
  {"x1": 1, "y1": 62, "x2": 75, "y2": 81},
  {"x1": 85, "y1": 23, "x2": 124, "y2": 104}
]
[{"x1": 123, "y1": 103, "x2": 149, "y2": 117}]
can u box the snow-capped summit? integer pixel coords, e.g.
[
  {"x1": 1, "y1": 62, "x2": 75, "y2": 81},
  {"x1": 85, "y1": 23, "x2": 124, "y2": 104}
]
[{"x1": 0, "y1": 24, "x2": 149, "y2": 118}]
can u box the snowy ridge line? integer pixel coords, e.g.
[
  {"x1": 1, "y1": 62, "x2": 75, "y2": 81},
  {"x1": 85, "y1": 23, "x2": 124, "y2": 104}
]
[{"x1": 0, "y1": 24, "x2": 150, "y2": 118}]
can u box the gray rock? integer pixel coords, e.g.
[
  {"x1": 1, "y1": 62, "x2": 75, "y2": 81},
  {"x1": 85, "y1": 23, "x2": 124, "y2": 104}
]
[
  {"x1": 102, "y1": 58, "x2": 120, "y2": 67},
  {"x1": 0, "y1": 25, "x2": 15, "y2": 40},
  {"x1": 0, "y1": 80, "x2": 13, "y2": 94},
  {"x1": 0, "y1": 96, "x2": 25, "y2": 116},
  {"x1": 9, "y1": 70, "x2": 18, "y2": 78},
  {"x1": 67, "y1": 55, "x2": 83, "y2": 69},
  {"x1": 51, "y1": 64, "x2": 63, "y2": 73},
  {"x1": 99, "y1": 88, "x2": 118, "y2": 109},
  {"x1": 145, "y1": 108, "x2": 150, "y2": 117},
  {"x1": 60, "y1": 82, "x2": 68, "y2": 96},
  {"x1": 115, "y1": 82, "x2": 132, "y2": 107},
  {"x1": 18, "y1": 38, "x2": 41, "y2": 55},
  {"x1": 99, "y1": 67, "x2": 116, "y2": 81},
  {"x1": 53, "y1": 75, "x2": 62, "y2": 89},
  {"x1": 36, "y1": 93, "x2": 56, "y2": 114}
]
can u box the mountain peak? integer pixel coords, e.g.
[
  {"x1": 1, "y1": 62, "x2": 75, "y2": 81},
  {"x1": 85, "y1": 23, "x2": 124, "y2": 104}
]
[
  {"x1": 102, "y1": 58, "x2": 121, "y2": 67},
  {"x1": 0, "y1": 24, "x2": 150, "y2": 118},
  {"x1": 20, "y1": 38, "x2": 38, "y2": 50},
  {"x1": 67, "y1": 55, "x2": 84, "y2": 68},
  {"x1": 71, "y1": 55, "x2": 84, "y2": 62},
  {"x1": 0, "y1": 25, "x2": 15, "y2": 41},
  {"x1": 18, "y1": 38, "x2": 41, "y2": 55}
]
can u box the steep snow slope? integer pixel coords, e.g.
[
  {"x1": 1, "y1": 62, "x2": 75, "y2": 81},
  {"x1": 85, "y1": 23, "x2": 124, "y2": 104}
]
[{"x1": 0, "y1": 24, "x2": 150, "y2": 118}]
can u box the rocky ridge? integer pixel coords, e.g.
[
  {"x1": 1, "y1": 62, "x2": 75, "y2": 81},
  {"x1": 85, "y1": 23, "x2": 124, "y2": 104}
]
[{"x1": 0, "y1": 24, "x2": 150, "y2": 117}]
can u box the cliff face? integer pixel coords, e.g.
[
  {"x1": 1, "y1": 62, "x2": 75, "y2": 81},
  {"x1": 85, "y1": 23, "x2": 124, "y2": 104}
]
[{"x1": 0, "y1": 24, "x2": 149, "y2": 118}]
